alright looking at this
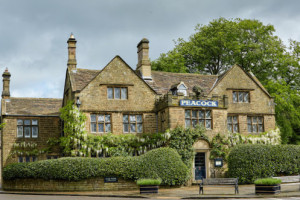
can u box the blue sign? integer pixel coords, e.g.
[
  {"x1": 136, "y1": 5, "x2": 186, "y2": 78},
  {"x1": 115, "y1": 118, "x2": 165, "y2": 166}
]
[{"x1": 180, "y1": 100, "x2": 218, "y2": 107}]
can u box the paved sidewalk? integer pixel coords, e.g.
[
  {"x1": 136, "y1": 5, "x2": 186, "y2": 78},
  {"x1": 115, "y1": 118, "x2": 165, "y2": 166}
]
[{"x1": 1, "y1": 183, "x2": 299, "y2": 199}]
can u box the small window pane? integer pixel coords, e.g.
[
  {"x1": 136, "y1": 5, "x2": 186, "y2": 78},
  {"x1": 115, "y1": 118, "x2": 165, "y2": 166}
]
[
  {"x1": 137, "y1": 123, "x2": 143, "y2": 133},
  {"x1": 248, "y1": 124, "x2": 252, "y2": 132},
  {"x1": 107, "y1": 88, "x2": 113, "y2": 99},
  {"x1": 121, "y1": 88, "x2": 127, "y2": 99},
  {"x1": 258, "y1": 125, "x2": 263, "y2": 133},
  {"x1": 227, "y1": 117, "x2": 232, "y2": 124},
  {"x1": 247, "y1": 117, "x2": 251, "y2": 124},
  {"x1": 185, "y1": 110, "x2": 190, "y2": 118},
  {"x1": 17, "y1": 119, "x2": 23, "y2": 125},
  {"x1": 199, "y1": 111, "x2": 205, "y2": 119},
  {"x1": 91, "y1": 115, "x2": 96, "y2": 122},
  {"x1": 105, "y1": 124, "x2": 111, "y2": 133},
  {"x1": 258, "y1": 117, "x2": 263, "y2": 124},
  {"x1": 24, "y1": 127, "x2": 30, "y2": 138},
  {"x1": 91, "y1": 123, "x2": 97, "y2": 132},
  {"x1": 228, "y1": 124, "x2": 232, "y2": 132},
  {"x1": 233, "y1": 116, "x2": 238, "y2": 124},
  {"x1": 32, "y1": 126, "x2": 38, "y2": 138},
  {"x1": 244, "y1": 92, "x2": 249, "y2": 102},
  {"x1": 123, "y1": 123, "x2": 129, "y2": 132},
  {"x1": 32, "y1": 156, "x2": 37, "y2": 162},
  {"x1": 26, "y1": 156, "x2": 30, "y2": 163},
  {"x1": 18, "y1": 157, "x2": 23, "y2": 163},
  {"x1": 137, "y1": 115, "x2": 142, "y2": 123},
  {"x1": 105, "y1": 115, "x2": 111, "y2": 122},
  {"x1": 233, "y1": 92, "x2": 237, "y2": 102},
  {"x1": 185, "y1": 119, "x2": 191, "y2": 127},
  {"x1": 252, "y1": 125, "x2": 257, "y2": 133},
  {"x1": 238, "y1": 92, "x2": 243, "y2": 102},
  {"x1": 206, "y1": 120, "x2": 211, "y2": 129},
  {"x1": 234, "y1": 124, "x2": 239, "y2": 133},
  {"x1": 123, "y1": 115, "x2": 128, "y2": 122},
  {"x1": 98, "y1": 115, "x2": 104, "y2": 122},
  {"x1": 130, "y1": 123, "x2": 136, "y2": 132},
  {"x1": 253, "y1": 117, "x2": 257, "y2": 123},
  {"x1": 114, "y1": 88, "x2": 120, "y2": 99},
  {"x1": 32, "y1": 120, "x2": 38, "y2": 125},
  {"x1": 98, "y1": 124, "x2": 104, "y2": 132},
  {"x1": 24, "y1": 120, "x2": 30, "y2": 125},
  {"x1": 192, "y1": 111, "x2": 197, "y2": 118},
  {"x1": 192, "y1": 120, "x2": 197, "y2": 127},
  {"x1": 17, "y1": 126, "x2": 23, "y2": 138},
  {"x1": 130, "y1": 115, "x2": 136, "y2": 122},
  {"x1": 206, "y1": 111, "x2": 211, "y2": 119},
  {"x1": 199, "y1": 120, "x2": 204, "y2": 126}
]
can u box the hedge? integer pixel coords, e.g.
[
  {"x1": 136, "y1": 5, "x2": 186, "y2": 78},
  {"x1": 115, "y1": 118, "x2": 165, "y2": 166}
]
[
  {"x1": 3, "y1": 147, "x2": 189, "y2": 186},
  {"x1": 228, "y1": 144, "x2": 300, "y2": 184}
]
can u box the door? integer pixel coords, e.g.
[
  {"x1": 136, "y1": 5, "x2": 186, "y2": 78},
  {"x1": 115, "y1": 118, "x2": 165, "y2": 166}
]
[{"x1": 195, "y1": 152, "x2": 206, "y2": 180}]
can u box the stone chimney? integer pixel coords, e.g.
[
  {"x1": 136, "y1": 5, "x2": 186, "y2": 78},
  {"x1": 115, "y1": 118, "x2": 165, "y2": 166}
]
[
  {"x1": 136, "y1": 38, "x2": 152, "y2": 80},
  {"x1": 2, "y1": 68, "x2": 11, "y2": 99},
  {"x1": 67, "y1": 33, "x2": 77, "y2": 70}
]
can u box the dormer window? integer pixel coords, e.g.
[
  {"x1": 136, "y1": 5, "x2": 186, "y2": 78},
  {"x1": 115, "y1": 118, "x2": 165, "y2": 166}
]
[{"x1": 170, "y1": 81, "x2": 188, "y2": 96}]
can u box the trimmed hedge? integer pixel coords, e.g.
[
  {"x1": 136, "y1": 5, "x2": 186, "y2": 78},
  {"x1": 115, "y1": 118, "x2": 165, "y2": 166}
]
[
  {"x1": 228, "y1": 144, "x2": 300, "y2": 184},
  {"x1": 3, "y1": 147, "x2": 189, "y2": 186}
]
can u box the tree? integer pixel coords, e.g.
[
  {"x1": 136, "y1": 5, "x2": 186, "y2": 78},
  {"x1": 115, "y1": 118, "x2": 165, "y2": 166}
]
[{"x1": 152, "y1": 18, "x2": 300, "y2": 144}]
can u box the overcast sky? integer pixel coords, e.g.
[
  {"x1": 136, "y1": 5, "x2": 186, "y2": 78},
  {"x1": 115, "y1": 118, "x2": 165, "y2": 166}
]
[{"x1": 1, "y1": 0, "x2": 300, "y2": 98}]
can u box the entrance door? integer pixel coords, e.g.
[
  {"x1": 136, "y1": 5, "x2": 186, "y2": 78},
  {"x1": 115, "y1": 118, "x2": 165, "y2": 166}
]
[{"x1": 195, "y1": 152, "x2": 206, "y2": 180}]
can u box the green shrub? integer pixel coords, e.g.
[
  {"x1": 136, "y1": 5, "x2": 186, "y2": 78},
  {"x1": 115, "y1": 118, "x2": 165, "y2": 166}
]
[
  {"x1": 137, "y1": 178, "x2": 162, "y2": 186},
  {"x1": 228, "y1": 144, "x2": 300, "y2": 184},
  {"x1": 3, "y1": 147, "x2": 189, "y2": 186},
  {"x1": 254, "y1": 178, "x2": 282, "y2": 185}
]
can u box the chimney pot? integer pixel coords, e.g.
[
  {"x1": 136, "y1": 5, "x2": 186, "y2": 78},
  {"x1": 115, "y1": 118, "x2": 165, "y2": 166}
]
[
  {"x1": 2, "y1": 68, "x2": 11, "y2": 99},
  {"x1": 136, "y1": 38, "x2": 152, "y2": 80}
]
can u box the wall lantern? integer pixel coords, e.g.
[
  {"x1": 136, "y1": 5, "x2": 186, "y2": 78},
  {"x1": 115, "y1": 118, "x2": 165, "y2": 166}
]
[
  {"x1": 76, "y1": 97, "x2": 81, "y2": 109},
  {"x1": 214, "y1": 158, "x2": 223, "y2": 167}
]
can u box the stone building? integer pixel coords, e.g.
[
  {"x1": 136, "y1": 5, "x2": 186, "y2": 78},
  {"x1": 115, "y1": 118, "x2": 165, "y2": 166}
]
[{"x1": 1, "y1": 34, "x2": 276, "y2": 182}]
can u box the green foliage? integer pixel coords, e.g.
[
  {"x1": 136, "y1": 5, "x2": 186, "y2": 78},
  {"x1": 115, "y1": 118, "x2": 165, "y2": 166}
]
[
  {"x1": 228, "y1": 144, "x2": 300, "y2": 184},
  {"x1": 254, "y1": 178, "x2": 282, "y2": 185},
  {"x1": 137, "y1": 178, "x2": 162, "y2": 186},
  {"x1": 210, "y1": 134, "x2": 229, "y2": 161},
  {"x1": 3, "y1": 147, "x2": 189, "y2": 186},
  {"x1": 167, "y1": 126, "x2": 207, "y2": 168},
  {"x1": 265, "y1": 81, "x2": 300, "y2": 144}
]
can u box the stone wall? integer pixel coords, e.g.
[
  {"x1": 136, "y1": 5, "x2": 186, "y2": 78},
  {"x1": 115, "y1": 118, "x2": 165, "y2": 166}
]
[
  {"x1": 3, "y1": 177, "x2": 138, "y2": 191},
  {"x1": 2, "y1": 116, "x2": 61, "y2": 167}
]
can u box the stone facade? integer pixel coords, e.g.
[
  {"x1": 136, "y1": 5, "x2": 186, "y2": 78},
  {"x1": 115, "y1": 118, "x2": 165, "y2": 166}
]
[{"x1": 1, "y1": 35, "x2": 276, "y2": 186}]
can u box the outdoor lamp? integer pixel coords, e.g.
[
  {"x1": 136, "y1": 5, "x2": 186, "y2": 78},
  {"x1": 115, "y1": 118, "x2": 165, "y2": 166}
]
[{"x1": 76, "y1": 97, "x2": 81, "y2": 109}]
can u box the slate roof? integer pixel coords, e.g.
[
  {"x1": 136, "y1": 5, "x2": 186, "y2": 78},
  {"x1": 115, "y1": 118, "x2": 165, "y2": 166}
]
[
  {"x1": 145, "y1": 71, "x2": 218, "y2": 95},
  {"x1": 2, "y1": 98, "x2": 62, "y2": 116},
  {"x1": 69, "y1": 68, "x2": 100, "y2": 91}
]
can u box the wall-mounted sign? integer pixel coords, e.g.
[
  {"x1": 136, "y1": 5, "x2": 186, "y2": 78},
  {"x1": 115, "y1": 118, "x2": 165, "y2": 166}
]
[
  {"x1": 180, "y1": 100, "x2": 218, "y2": 107},
  {"x1": 214, "y1": 158, "x2": 223, "y2": 167},
  {"x1": 104, "y1": 177, "x2": 118, "y2": 183}
]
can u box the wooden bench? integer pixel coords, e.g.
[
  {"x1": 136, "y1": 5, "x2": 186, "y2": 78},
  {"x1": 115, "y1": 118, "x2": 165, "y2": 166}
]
[
  {"x1": 273, "y1": 175, "x2": 300, "y2": 191},
  {"x1": 199, "y1": 178, "x2": 239, "y2": 194}
]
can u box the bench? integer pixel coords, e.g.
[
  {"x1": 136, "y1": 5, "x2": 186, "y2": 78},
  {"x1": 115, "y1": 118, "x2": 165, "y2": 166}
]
[
  {"x1": 273, "y1": 175, "x2": 300, "y2": 191},
  {"x1": 199, "y1": 178, "x2": 239, "y2": 194}
]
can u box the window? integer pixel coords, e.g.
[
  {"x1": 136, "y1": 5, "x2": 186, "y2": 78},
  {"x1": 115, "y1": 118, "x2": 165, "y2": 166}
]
[
  {"x1": 90, "y1": 114, "x2": 111, "y2": 133},
  {"x1": 247, "y1": 116, "x2": 264, "y2": 133},
  {"x1": 17, "y1": 119, "x2": 38, "y2": 138},
  {"x1": 227, "y1": 116, "x2": 239, "y2": 133},
  {"x1": 233, "y1": 91, "x2": 249, "y2": 103},
  {"x1": 18, "y1": 156, "x2": 37, "y2": 163},
  {"x1": 107, "y1": 87, "x2": 127, "y2": 99},
  {"x1": 185, "y1": 110, "x2": 212, "y2": 129},
  {"x1": 123, "y1": 114, "x2": 143, "y2": 133}
]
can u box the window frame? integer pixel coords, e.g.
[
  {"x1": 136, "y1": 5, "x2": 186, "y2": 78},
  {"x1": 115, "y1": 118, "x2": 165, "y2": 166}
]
[
  {"x1": 90, "y1": 114, "x2": 112, "y2": 133},
  {"x1": 123, "y1": 114, "x2": 143, "y2": 133},
  {"x1": 227, "y1": 115, "x2": 239, "y2": 133},
  {"x1": 247, "y1": 116, "x2": 264, "y2": 133},
  {"x1": 107, "y1": 87, "x2": 128, "y2": 100},
  {"x1": 17, "y1": 119, "x2": 39, "y2": 139},
  {"x1": 233, "y1": 91, "x2": 250, "y2": 103},
  {"x1": 185, "y1": 109, "x2": 212, "y2": 129}
]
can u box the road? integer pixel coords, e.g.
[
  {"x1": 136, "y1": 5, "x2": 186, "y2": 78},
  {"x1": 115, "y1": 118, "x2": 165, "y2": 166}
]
[{"x1": 0, "y1": 194, "x2": 299, "y2": 200}]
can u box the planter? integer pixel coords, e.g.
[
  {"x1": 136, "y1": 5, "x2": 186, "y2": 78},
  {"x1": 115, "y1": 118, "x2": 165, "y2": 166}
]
[
  {"x1": 139, "y1": 185, "x2": 159, "y2": 194},
  {"x1": 255, "y1": 184, "x2": 281, "y2": 194}
]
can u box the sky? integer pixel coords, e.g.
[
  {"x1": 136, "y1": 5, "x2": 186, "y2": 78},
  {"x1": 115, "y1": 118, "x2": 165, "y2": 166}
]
[{"x1": 1, "y1": 0, "x2": 300, "y2": 98}]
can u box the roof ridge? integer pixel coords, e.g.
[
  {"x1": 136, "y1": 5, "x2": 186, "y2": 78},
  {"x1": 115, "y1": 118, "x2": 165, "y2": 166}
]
[
  {"x1": 151, "y1": 70, "x2": 218, "y2": 77},
  {"x1": 9, "y1": 97, "x2": 62, "y2": 100}
]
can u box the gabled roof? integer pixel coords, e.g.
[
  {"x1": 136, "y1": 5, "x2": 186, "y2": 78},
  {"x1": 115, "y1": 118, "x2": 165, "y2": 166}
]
[
  {"x1": 145, "y1": 71, "x2": 218, "y2": 95},
  {"x1": 2, "y1": 98, "x2": 62, "y2": 116},
  {"x1": 69, "y1": 68, "x2": 100, "y2": 92}
]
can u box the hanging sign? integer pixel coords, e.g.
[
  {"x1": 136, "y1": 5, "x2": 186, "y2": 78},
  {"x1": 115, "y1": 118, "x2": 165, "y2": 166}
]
[{"x1": 180, "y1": 99, "x2": 218, "y2": 107}]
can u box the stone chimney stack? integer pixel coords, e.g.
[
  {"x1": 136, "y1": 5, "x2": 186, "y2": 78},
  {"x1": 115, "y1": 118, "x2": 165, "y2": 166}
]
[
  {"x1": 2, "y1": 68, "x2": 11, "y2": 99},
  {"x1": 136, "y1": 38, "x2": 152, "y2": 80},
  {"x1": 67, "y1": 33, "x2": 77, "y2": 70}
]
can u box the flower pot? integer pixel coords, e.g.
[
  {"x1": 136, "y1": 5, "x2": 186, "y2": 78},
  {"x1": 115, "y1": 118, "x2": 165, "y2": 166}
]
[
  {"x1": 255, "y1": 184, "x2": 281, "y2": 194},
  {"x1": 139, "y1": 185, "x2": 159, "y2": 194}
]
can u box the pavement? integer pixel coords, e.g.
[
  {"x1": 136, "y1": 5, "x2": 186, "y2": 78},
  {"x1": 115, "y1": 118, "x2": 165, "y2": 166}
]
[{"x1": 0, "y1": 183, "x2": 299, "y2": 199}]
